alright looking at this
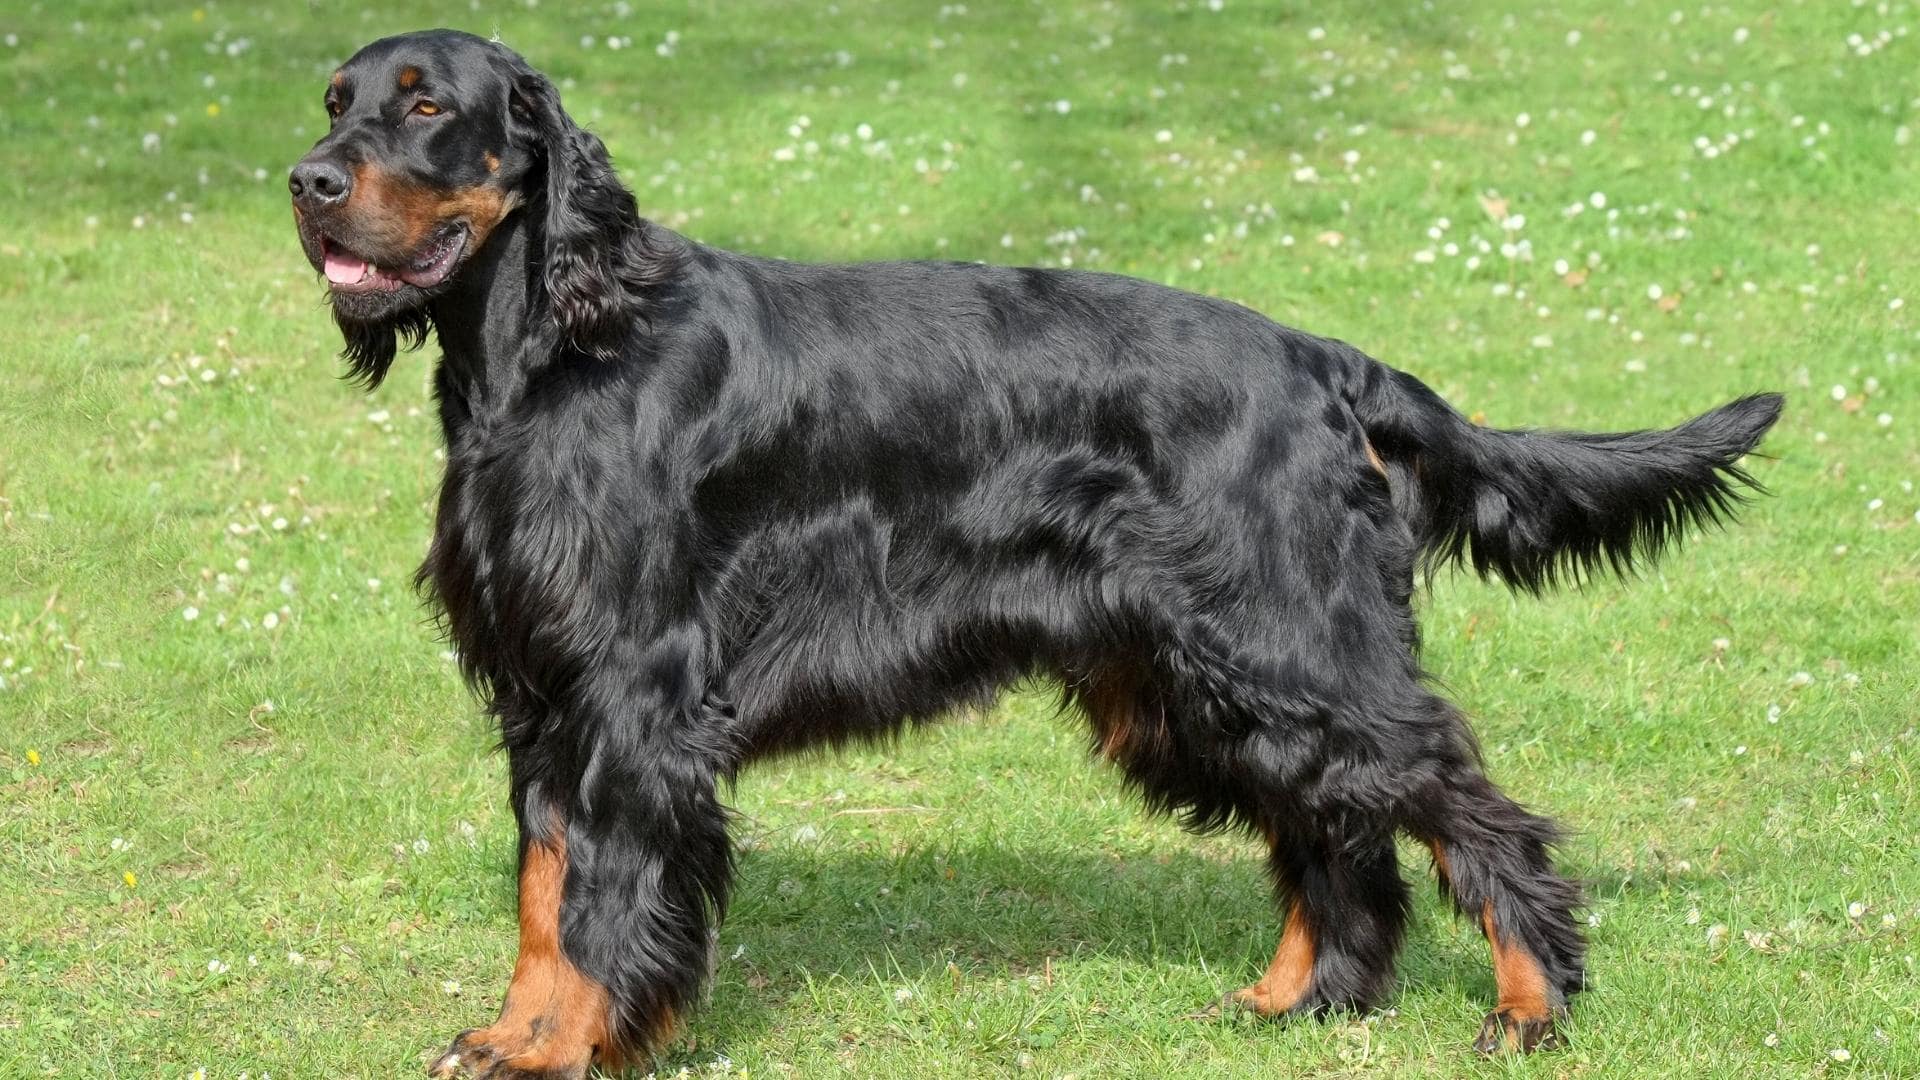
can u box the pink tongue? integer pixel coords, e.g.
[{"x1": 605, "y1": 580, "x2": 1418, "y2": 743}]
[{"x1": 324, "y1": 249, "x2": 369, "y2": 284}]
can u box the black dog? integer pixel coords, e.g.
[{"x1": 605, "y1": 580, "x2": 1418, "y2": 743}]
[{"x1": 290, "y1": 30, "x2": 1781, "y2": 1077}]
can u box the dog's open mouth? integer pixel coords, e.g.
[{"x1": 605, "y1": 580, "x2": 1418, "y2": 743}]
[{"x1": 321, "y1": 224, "x2": 468, "y2": 294}]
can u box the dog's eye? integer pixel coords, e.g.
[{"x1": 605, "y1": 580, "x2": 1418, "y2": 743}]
[{"x1": 412, "y1": 100, "x2": 444, "y2": 117}]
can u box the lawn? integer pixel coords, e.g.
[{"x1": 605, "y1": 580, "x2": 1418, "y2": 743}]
[{"x1": 2, "y1": 1, "x2": 1917, "y2": 1076}]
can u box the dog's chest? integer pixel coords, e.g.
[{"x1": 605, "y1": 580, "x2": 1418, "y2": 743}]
[{"x1": 425, "y1": 440, "x2": 613, "y2": 678}]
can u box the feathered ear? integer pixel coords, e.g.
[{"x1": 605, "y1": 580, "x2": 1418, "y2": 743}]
[{"x1": 507, "y1": 64, "x2": 673, "y2": 358}]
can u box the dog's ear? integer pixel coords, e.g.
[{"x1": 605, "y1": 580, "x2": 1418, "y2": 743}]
[{"x1": 505, "y1": 62, "x2": 667, "y2": 358}]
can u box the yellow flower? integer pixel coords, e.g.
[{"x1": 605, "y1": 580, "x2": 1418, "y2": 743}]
[
  {"x1": 124, "y1": 871, "x2": 138, "y2": 889},
  {"x1": 191, "y1": 9, "x2": 205, "y2": 22},
  {"x1": 25, "y1": 748, "x2": 40, "y2": 766},
  {"x1": 206, "y1": 103, "x2": 221, "y2": 118}
]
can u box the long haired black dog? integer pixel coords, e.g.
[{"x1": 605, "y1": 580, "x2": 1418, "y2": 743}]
[{"x1": 290, "y1": 30, "x2": 1782, "y2": 1077}]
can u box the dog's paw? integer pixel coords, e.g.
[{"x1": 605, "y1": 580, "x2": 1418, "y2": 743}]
[
  {"x1": 426, "y1": 1026, "x2": 593, "y2": 1080},
  {"x1": 1472, "y1": 1007, "x2": 1566, "y2": 1054}
]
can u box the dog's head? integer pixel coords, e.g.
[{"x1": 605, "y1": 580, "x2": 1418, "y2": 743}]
[{"x1": 291, "y1": 30, "x2": 659, "y2": 385}]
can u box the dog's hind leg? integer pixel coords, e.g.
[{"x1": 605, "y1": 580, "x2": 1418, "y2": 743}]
[
  {"x1": 1229, "y1": 824, "x2": 1410, "y2": 1018},
  {"x1": 1411, "y1": 770, "x2": 1585, "y2": 1053},
  {"x1": 1075, "y1": 665, "x2": 1411, "y2": 1020}
]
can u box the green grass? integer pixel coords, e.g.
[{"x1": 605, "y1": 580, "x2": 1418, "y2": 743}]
[{"x1": 3, "y1": 1, "x2": 1917, "y2": 1076}]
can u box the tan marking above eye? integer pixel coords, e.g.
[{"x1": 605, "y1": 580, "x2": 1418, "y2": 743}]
[
  {"x1": 398, "y1": 66, "x2": 421, "y2": 89},
  {"x1": 329, "y1": 70, "x2": 345, "y2": 88}
]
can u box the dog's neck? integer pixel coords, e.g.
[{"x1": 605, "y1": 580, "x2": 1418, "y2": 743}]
[{"x1": 428, "y1": 209, "x2": 538, "y2": 407}]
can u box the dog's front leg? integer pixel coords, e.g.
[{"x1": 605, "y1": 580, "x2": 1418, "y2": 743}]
[{"x1": 433, "y1": 665, "x2": 739, "y2": 1078}]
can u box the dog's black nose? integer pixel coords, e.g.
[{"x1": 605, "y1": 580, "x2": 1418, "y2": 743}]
[{"x1": 289, "y1": 160, "x2": 353, "y2": 211}]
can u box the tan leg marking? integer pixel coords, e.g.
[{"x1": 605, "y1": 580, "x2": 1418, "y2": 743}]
[
  {"x1": 1078, "y1": 666, "x2": 1159, "y2": 765},
  {"x1": 1475, "y1": 901, "x2": 1564, "y2": 1052},
  {"x1": 1429, "y1": 840, "x2": 1563, "y2": 1052},
  {"x1": 1482, "y1": 904, "x2": 1553, "y2": 1021},
  {"x1": 1362, "y1": 436, "x2": 1388, "y2": 479},
  {"x1": 429, "y1": 833, "x2": 630, "y2": 1078},
  {"x1": 1231, "y1": 898, "x2": 1317, "y2": 1015},
  {"x1": 1426, "y1": 838, "x2": 1452, "y2": 885}
]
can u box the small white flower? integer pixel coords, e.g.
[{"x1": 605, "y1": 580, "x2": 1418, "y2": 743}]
[
  {"x1": 413, "y1": 838, "x2": 430, "y2": 855},
  {"x1": 1763, "y1": 1031, "x2": 1779, "y2": 1047},
  {"x1": 893, "y1": 986, "x2": 913, "y2": 1003},
  {"x1": 1647, "y1": 283, "x2": 1664, "y2": 300},
  {"x1": 1787, "y1": 671, "x2": 1813, "y2": 689},
  {"x1": 183, "y1": 606, "x2": 200, "y2": 621},
  {"x1": 1849, "y1": 901, "x2": 1868, "y2": 919},
  {"x1": 1829, "y1": 1048, "x2": 1851, "y2": 1062}
]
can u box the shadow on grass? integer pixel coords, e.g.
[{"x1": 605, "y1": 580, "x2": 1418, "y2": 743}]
[{"x1": 633, "y1": 841, "x2": 1501, "y2": 1054}]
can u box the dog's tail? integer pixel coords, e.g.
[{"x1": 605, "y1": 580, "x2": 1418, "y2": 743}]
[{"x1": 1338, "y1": 344, "x2": 1783, "y2": 591}]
